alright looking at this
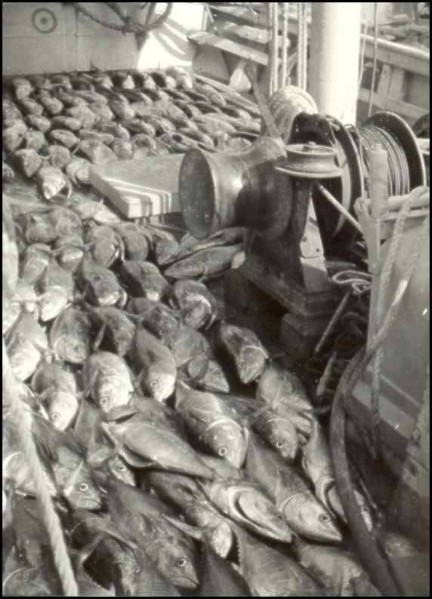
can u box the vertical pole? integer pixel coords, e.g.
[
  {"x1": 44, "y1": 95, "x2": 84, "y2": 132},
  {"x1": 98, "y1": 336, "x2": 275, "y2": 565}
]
[
  {"x1": 309, "y1": 2, "x2": 362, "y2": 124},
  {"x1": 268, "y1": 3, "x2": 275, "y2": 96},
  {"x1": 281, "y1": 3, "x2": 289, "y2": 88},
  {"x1": 272, "y1": 2, "x2": 280, "y2": 92}
]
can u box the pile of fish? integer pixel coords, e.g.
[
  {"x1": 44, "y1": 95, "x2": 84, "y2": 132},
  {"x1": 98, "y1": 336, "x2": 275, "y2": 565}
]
[
  {"x1": 3, "y1": 191, "x2": 382, "y2": 596},
  {"x1": 3, "y1": 69, "x2": 412, "y2": 597},
  {"x1": 2, "y1": 67, "x2": 260, "y2": 193}
]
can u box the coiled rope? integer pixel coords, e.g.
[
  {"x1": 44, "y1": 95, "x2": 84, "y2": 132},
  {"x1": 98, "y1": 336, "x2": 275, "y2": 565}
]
[{"x1": 347, "y1": 124, "x2": 411, "y2": 197}]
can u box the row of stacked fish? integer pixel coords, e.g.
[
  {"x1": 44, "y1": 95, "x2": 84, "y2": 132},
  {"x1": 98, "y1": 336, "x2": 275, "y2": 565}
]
[
  {"x1": 2, "y1": 184, "x2": 388, "y2": 597},
  {"x1": 2, "y1": 67, "x2": 259, "y2": 192}
]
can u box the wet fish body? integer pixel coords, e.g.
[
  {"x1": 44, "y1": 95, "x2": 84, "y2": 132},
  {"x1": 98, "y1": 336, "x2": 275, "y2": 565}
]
[
  {"x1": 132, "y1": 327, "x2": 177, "y2": 402},
  {"x1": 83, "y1": 351, "x2": 134, "y2": 413},
  {"x1": 120, "y1": 260, "x2": 170, "y2": 302},
  {"x1": 80, "y1": 260, "x2": 125, "y2": 307},
  {"x1": 176, "y1": 384, "x2": 248, "y2": 468},
  {"x1": 164, "y1": 244, "x2": 244, "y2": 280},
  {"x1": 246, "y1": 434, "x2": 342, "y2": 543},
  {"x1": 171, "y1": 279, "x2": 218, "y2": 330},
  {"x1": 50, "y1": 306, "x2": 92, "y2": 364},
  {"x1": 89, "y1": 305, "x2": 135, "y2": 356},
  {"x1": 127, "y1": 297, "x2": 180, "y2": 347},
  {"x1": 257, "y1": 362, "x2": 314, "y2": 415},
  {"x1": 6, "y1": 312, "x2": 48, "y2": 381}
]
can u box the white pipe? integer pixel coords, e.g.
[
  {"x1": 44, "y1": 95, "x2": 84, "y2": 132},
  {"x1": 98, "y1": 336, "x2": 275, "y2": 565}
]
[{"x1": 309, "y1": 3, "x2": 362, "y2": 124}]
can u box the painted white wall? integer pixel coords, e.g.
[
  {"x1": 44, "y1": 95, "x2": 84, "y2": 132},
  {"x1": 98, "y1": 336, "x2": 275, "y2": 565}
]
[{"x1": 2, "y1": 2, "x2": 206, "y2": 75}]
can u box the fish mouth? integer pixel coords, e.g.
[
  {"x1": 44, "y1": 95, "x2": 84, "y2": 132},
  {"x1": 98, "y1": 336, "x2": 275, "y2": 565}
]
[{"x1": 173, "y1": 574, "x2": 199, "y2": 590}]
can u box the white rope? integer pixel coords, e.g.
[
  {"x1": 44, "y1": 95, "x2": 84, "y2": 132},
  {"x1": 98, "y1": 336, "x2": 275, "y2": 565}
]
[{"x1": 281, "y1": 3, "x2": 289, "y2": 87}]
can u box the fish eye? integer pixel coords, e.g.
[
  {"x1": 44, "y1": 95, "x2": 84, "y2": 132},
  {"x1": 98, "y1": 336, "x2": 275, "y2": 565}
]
[
  {"x1": 275, "y1": 441, "x2": 284, "y2": 449},
  {"x1": 79, "y1": 482, "x2": 89, "y2": 492},
  {"x1": 218, "y1": 447, "x2": 228, "y2": 457},
  {"x1": 99, "y1": 398, "x2": 109, "y2": 406},
  {"x1": 116, "y1": 464, "x2": 126, "y2": 472},
  {"x1": 176, "y1": 558, "x2": 187, "y2": 568},
  {"x1": 319, "y1": 513, "x2": 331, "y2": 523},
  {"x1": 51, "y1": 412, "x2": 60, "y2": 420}
]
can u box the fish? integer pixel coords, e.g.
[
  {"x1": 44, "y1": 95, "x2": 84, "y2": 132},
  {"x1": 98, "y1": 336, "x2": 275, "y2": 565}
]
[
  {"x1": 36, "y1": 165, "x2": 71, "y2": 200},
  {"x1": 79, "y1": 259, "x2": 126, "y2": 307},
  {"x1": 113, "y1": 222, "x2": 150, "y2": 262},
  {"x1": 198, "y1": 544, "x2": 251, "y2": 597},
  {"x1": 154, "y1": 238, "x2": 181, "y2": 266},
  {"x1": 132, "y1": 327, "x2": 177, "y2": 402},
  {"x1": 88, "y1": 102, "x2": 115, "y2": 123},
  {"x1": 51, "y1": 115, "x2": 83, "y2": 131},
  {"x1": 3, "y1": 122, "x2": 28, "y2": 152},
  {"x1": 39, "y1": 260, "x2": 75, "y2": 298},
  {"x1": 24, "y1": 130, "x2": 46, "y2": 152},
  {"x1": 219, "y1": 321, "x2": 268, "y2": 384},
  {"x1": 37, "y1": 267, "x2": 73, "y2": 321},
  {"x1": 257, "y1": 361, "x2": 314, "y2": 415},
  {"x1": 166, "y1": 66, "x2": 194, "y2": 90},
  {"x1": 6, "y1": 312, "x2": 48, "y2": 381},
  {"x1": 47, "y1": 145, "x2": 72, "y2": 169},
  {"x1": 3, "y1": 161, "x2": 15, "y2": 183},
  {"x1": 102, "y1": 417, "x2": 213, "y2": 479},
  {"x1": 50, "y1": 306, "x2": 92, "y2": 364},
  {"x1": 234, "y1": 526, "x2": 322, "y2": 597},
  {"x1": 32, "y1": 362, "x2": 79, "y2": 430},
  {"x1": 68, "y1": 193, "x2": 120, "y2": 224},
  {"x1": 111, "y1": 139, "x2": 134, "y2": 159},
  {"x1": 293, "y1": 537, "x2": 380, "y2": 596},
  {"x1": 97, "y1": 121, "x2": 130, "y2": 139},
  {"x1": 19, "y1": 243, "x2": 51, "y2": 285},
  {"x1": 82, "y1": 351, "x2": 134, "y2": 413},
  {"x1": 246, "y1": 434, "x2": 342, "y2": 543},
  {"x1": 196, "y1": 83, "x2": 227, "y2": 108},
  {"x1": 147, "y1": 115, "x2": 177, "y2": 135},
  {"x1": 65, "y1": 157, "x2": 91, "y2": 186},
  {"x1": 53, "y1": 234, "x2": 85, "y2": 273},
  {"x1": 88, "y1": 305, "x2": 135, "y2": 356},
  {"x1": 164, "y1": 244, "x2": 244, "y2": 280},
  {"x1": 66, "y1": 105, "x2": 99, "y2": 129},
  {"x1": 73, "y1": 89, "x2": 108, "y2": 104},
  {"x1": 197, "y1": 453, "x2": 244, "y2": 480},
  {"x1": 182, "y1": 355, "x2": 230, "y2": 393},
  {"x1": 132, "y1": 133, "x2": 158, "y2": 152},
  {"x1": 201, "y1": 476, "x2": 293, "y2": 544},
  {"x1": 106, "y1": 478, "x2": 199, "y2": 590},
  {"x1": 25, "y1": 115, "x2": 52, "y2": 133},
  {"x1": 147, "y1": 470, "x2": 234, "y2": 559},
  {"x1": 127, "y1": 297, "x2": 180, "y2": 346},
  {"x1": 14, "y1": 149, "x2": 43, "y2": 179},
  {"x1": 301, "y1": 419, "x2": 350, "y2": 520},
  {"x1": 18, "y1": 97, "x2": 44, "y2": 116},
  {"x1": 48, "y1": 128, "x2": 79, "y2": 149},
  {"x1": 85, "y1": 224, "x2": 124, "y2": 267},
  {"x1": 123, "y1": 117, "x2": 156, "y2": 136},
  {"x1": 21, "y1": 211, "x2": 57, "y2": 245},
  {"x1": 12, "y1": 77, "x2": 33, "y2": 100},
  {"x1": 77, "y1": 139, "x2": 117, "y2": 164},
  {"x1": 120, "y1": 260, "x2": 170, "y2": 302},
  {"x1": 32, "y1": 417, "x2": 103, "y2": 510},
  {"x1": 176, "y1": 382, "x2": 248, "y2": 468},
  {"x1": 170, "y1": 325, "x2": 213, "y2": 367},
  {"x1": 79, "y1": 129, "x2": 115, "y2": 145},
  {"x1": 193, "y1": 114, "x2": 237, "y2": 136},
  {"x1": 2, "y1": 559, "x2": 60, "y2": 596},
  {"x1": 252, "y1": 409, "x2": 301, "y2": 462},
  {"x1": 171, "y1": 279, "x2": 218, "y2": 330},
  {"x1": 108, "y1": 99, "x2": 135, "y2": 120},
  {"x1": 38, "y1": 91, "x2": 64, "y2": 115}
]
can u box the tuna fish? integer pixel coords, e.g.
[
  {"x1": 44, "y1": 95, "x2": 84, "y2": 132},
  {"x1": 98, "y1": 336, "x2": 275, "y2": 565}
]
[
  {"x1": 120, "y1": 260, "x2": 170, "y2": 302},
  {"x1": 82, "y1": 351, "x2": 134, "y2": 413},
  {"x1": 246, "y1": 434, "x2": 342, "y2": 543},
  {"x1": 50, "y1": 307, "x2": 92, "y2": 364},
  {"x1": 164, "y1": 244, "x2": 244, "y2": 281},
  {"x1": 171, "y1": 279, "x2": 218, "y2": 330}
]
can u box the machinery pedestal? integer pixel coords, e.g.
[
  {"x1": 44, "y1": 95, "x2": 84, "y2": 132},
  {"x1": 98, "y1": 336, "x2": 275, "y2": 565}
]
[{"x1": 225, "y1": 263, "x2": 339, "y2": 361}]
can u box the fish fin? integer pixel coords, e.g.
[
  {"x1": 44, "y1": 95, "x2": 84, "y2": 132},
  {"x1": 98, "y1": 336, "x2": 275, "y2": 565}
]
[
  {"x1": 75, "y1": 534, "x2": 105, "y2": 569},
  {"x1": 230, "y1": 250, "x2": 246, "y2": 270},
  {"x1": 93, "y1": 323, "x2": 106, "y2": 351},
  {"x1": 163, "y1": 516, "x2": 204, "y2": 541}
]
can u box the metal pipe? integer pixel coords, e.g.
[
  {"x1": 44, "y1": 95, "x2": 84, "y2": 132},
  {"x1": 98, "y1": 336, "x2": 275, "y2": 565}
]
[
  {"x1": 281, "y1": 3, "x2": 289, "y2": 87},
  {"x1": 316, "y1": 183, "x2": 364, "y2": 234},
  {"x1": 309, "y1": 3, "x2": 361, "y2": 124},
  {"x1": 272, "y1": 2, "x2": 279, "y2": 92}
]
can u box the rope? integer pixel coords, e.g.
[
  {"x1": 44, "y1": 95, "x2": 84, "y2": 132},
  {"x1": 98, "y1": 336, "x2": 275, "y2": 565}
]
[
  {"x1": 66, "y1": 2, "x2": 172, "y2": 35},
  {"x1": 369, "y1": 187, "x2": 430, "y2": 454},
  {"x1": 296, "y1": 2, "x2": 307, "y2": 91},
  {"x1": 3, "y1": 340, "x2": 78, "y2": 596}
]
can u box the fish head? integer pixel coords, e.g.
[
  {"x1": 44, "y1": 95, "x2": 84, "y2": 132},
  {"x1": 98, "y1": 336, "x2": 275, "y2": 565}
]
[
  {"x1": 204, "y1": 421, "x2": 248, "y2": 468},
  {"x1": 47, "y1": 391, "x2": 78, "y2": 431},
  {"x1": 54, "y1": 335, "x2": 89, "y2": 364},
  {"x1": 181, "y1": 301, "x2": 209, "y2": 330},
  {"x1": 97, "y1": 376, "x2": 132, "y2": 413},
  {"x1": 147, "y1": 368, "x2": 176, "y2": 403},
  {"x1": 286, "y1": 496, "x2": 342, "y2": 543},
  {"x1": 107, "y1": 454, "x2": 135, "y2": 486},
  {"x1": 261, "y1": 416, "x2": 298, "y2": 462},
  {"x1": 156, "y1": 541, "x2": 199, "y2": 590},
  {"x1": 202, "y1": 360, "x2": 230, "y2": 393},
  {"x1": 65, "y1": 473, "x2": 103, "y2": 511},
  {"x1": 237, "y1": 347, "x2": 267, "y2": 384}
]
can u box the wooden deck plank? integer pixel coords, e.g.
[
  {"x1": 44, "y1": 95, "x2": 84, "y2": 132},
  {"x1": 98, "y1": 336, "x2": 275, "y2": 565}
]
[
  {"x1": 358, "y1": 88, "x2": 428, "y2": 122},
  {"x1": 188, "y1": 31, "x2": 269, "y2": 65}
]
